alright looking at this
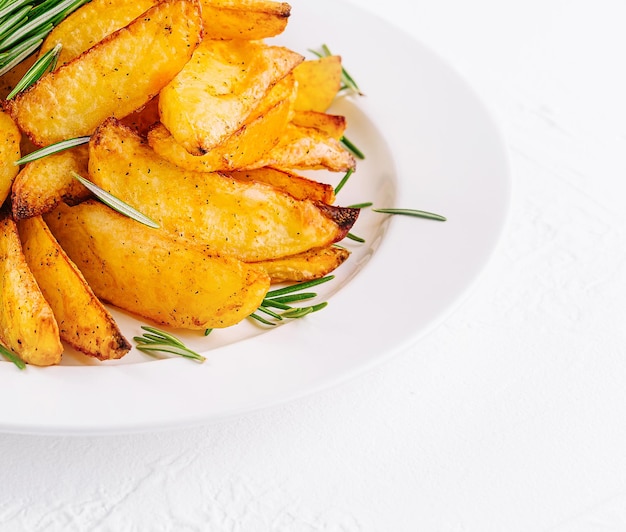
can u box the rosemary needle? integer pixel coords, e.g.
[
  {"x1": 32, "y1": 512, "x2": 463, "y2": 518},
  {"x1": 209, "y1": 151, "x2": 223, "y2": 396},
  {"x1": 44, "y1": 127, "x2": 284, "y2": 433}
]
[
  {"x1": 6, "y1": 41, "x2": 60, "y2": 98},
  {"x1": 0, "y1": 343, "x2": 26, "y2": 370},
  {"x1": 15, "y1": 135, "x2": 90, "y2": 164},
  {"x1": 334, "y1": 168, "x2": 354, "y2": 195},
  {"x1": 249, "y1": 276, "x2": 335, "y2": 325},
  {"x1": 373, "y1": 208, "x2": 447, "y2": 222},
  {"x1": 134, "y1": 326, "x2": 206, "y2": 363}
]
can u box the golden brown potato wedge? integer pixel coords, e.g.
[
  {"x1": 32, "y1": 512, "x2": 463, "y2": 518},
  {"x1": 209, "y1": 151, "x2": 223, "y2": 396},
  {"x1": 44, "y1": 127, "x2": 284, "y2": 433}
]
[
  {"x1": 291, "y1": 110, "x2": 347, "y2": 140},
  {"x1": 243, "y1": 122, "x2": 355, "y2": 172},
  {"x1": 252, "y1": 245, "x2": 350, "y2": 283},
  {"x1": 38, "y1": 0, "x2": 156, "y2": 67},
  {"x1": 0, "y1": 210, "x2": 62, "y2": 366},
  {"x1": 225, "y1": 167, "x2": 335, "y2": 203},
  {"x1": 200, "y1": 0, "x2": 290, "y2": 40},
  {"x1": 40, "y1": 0, "x2": 290, "y2": 60},
  {"x1": 45, "y1": 201, "x2": 271, "y2": 329},
  {"x1": 5, "y1": 0, "x2": 203, "y2": 146},
  {"x1": 293, "y1": 55, "x2": 343, "y2": 112},
  {"x1": 11, "y1": 145, "x2": 91, "y2": 220},
  {"x1": 158, "y1": 38, "x2": 303, "y2": 155},
  {"x1": 0, "y1": 111, "x2": 21, "y2": 207},
  {"x1": 88, "y1": 118, "x2": 359, "y2": 262},
  {"x1": 18, "y1": 216, "x2": 131, "y2": 360},
  {"x1": 148, "y1": 73, "x2": 296, "y2": 171}
]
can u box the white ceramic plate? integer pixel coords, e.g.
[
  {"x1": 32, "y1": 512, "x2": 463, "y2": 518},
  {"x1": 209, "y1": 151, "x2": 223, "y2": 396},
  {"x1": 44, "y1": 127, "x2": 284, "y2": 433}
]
[{"x1": 0, "y1": 0, "x2": 510, "y2": 435}]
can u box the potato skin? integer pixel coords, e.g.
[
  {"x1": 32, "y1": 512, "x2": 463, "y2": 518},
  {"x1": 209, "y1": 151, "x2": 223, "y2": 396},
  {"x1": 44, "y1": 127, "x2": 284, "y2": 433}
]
[
  {"x1": 89, "y1": 118, "x2": 359, "y2": 262},
  {"x1": 0, "y1": 210, "x2": 62, "y2": 366},
  {"x1": 18, "y1": 216, "x2": 131, "y2": 360},
  {"x1": 4, "y1": 0, "x2": 203, "y2": 146},
  {"x1": 44, "y1": 201, "x2": 271, "y2": 330}
]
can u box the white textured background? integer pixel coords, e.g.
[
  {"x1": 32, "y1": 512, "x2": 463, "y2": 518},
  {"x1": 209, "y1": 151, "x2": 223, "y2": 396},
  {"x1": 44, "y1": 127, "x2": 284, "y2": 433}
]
[{"x1": 3, "y1": 0, "x2": 626, "y2": 530}]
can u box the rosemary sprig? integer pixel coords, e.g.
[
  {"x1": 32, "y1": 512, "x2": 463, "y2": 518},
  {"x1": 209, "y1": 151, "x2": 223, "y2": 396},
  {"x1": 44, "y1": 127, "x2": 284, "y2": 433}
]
[
  {"x1": 342, "y1": 204, "x2": 446, "y2": 244},
  {"x1": 346, "y1": 232, "x2": 365, "y2": 243},
  {"x1": 0, "y1": 0, "x2": 88, "y2": 76},
  {"x1": 347, "y1": 202, "x2": 373, "y2": 209},
  {"x1": 340, "y1": 136, "x2": 365, "y2": 160},
  {"x1": 71, "y1": 172, "x2": 160, "y2": 229},
  {"x1": 334, "y1": 168, "x2": 354, "y2": 195},
  {"x1": 6, "y1": 41, "x2": 59, "y2": 98},
  {"x1": 15, "y1": 135, "x2": 89, "y2": 164},
  {"x1": 0, "y1": 343, "x2": 26, "y2": 370},
  {"x1": 249, "y1": 275, "x2": 334, "y2": 325},
  {"x1": 134, "y1": 326, "x2": 206, "y2": 363},
  {"x1": 373, "y1": 207, "x2": 447, "y2": 222}
]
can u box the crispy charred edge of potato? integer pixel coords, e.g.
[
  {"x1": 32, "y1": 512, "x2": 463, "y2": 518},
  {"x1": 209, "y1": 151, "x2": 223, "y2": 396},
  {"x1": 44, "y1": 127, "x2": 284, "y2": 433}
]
[
  {"x1": 315, "y1": 202, "x2": 360, "y2": 240},
  {"x1": 267, "y1": 1, "x2": 290, "y2": 18},
  {"x1": 12, "y1": 187, "x2": 90, "y2": 220}
]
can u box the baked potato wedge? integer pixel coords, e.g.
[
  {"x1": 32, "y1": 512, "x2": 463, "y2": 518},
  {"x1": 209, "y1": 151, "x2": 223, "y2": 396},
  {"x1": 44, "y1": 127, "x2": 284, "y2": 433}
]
[
  {"x1": 18, "y1": 216, "x2": 131, "y2": 360},
  {"x1": 0, "y1": 210, "x2": 62, "y2": 366},
  {"x1": 200, "y1": 0, "x2": 291, "y2": 40},
  {"x1": 45, "y1": 201, "x2": 271, "y2": 329},
  {"x1": 38, "y1": 0, "x2": 156, "y2": 67},
  {"x1": 0, "y1": 111, "x2": 21, "y2": 207},
  {"x1": 158, "y1": 38, "x2": 303, "y2": 155},
  {"x1": 225, "y1": 167, "x2": 335, "y2": 203},
  {"x1": 39, "y1": 0, "x2": 290, "y2": 61},
  {"x1": 148, "y1": 73, "x2": 296, "y2": 172},
  {"x1": 5, "y1": 0, "x2": 203, "y2": 146},
  {"x1": 88, "y1": 118, "x2": 359, "y2": 262},
  {"x1": 11, "y1": 144, "x2": 90, "y2": 220},
  {"x1": 252, "y1": 245, "x2": 350, "y2": 283},
  {"x1": 293, "y1": 55, "x2": 342, "y2": 112},
  {"x1": 291, "y1": 110, "x2": 347, "y2": 140},
  {"x1": 243, "y1": 122, "x2": 355, "y2": 172}
]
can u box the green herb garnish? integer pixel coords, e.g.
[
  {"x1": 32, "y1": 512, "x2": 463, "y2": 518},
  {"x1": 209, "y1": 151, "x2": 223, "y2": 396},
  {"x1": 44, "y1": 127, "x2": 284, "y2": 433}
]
[
  {"x1": 345, "y1": 232, "x2": 365, "y2": 243},
  {"x1": 334, "y1": 167, "x2": 354, "y2": 195},
  {"x1": 249, "y1": 275, "x2": 334, "y2": 325},
  {"x1": 373, "y1": 207, "x2": 447, "y2": 222},
  {"x1": 0, "y1": 0, "x2": 88, "y2": 76},
  {"x1": 15, "y1": 135, "x2": 90, "y2": 164},
  {"x1": 6, "y1": 41, "x2": 60, "y2": 98},
  {"x1": 0, "y1": 343, "x2": 26, "y2": 370},
  {"x1": 340, "y1": 136, "x2": 364, "y2": 160},
  {"x1": 134, "y1": 326, "x2": 206, "y2": 363}
]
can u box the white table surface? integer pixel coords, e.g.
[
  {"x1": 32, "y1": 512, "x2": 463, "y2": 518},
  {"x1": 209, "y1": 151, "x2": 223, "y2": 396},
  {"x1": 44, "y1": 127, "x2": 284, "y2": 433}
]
[{"x1": 3, "y1": 0, "x2": 626, "y2": 530}]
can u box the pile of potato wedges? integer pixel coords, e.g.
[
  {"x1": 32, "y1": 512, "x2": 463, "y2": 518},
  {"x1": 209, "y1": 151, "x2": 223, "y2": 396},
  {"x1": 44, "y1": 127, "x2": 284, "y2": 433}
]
[{"x1": 0, "y1": 0, "x2": 360, "y2": 366}]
